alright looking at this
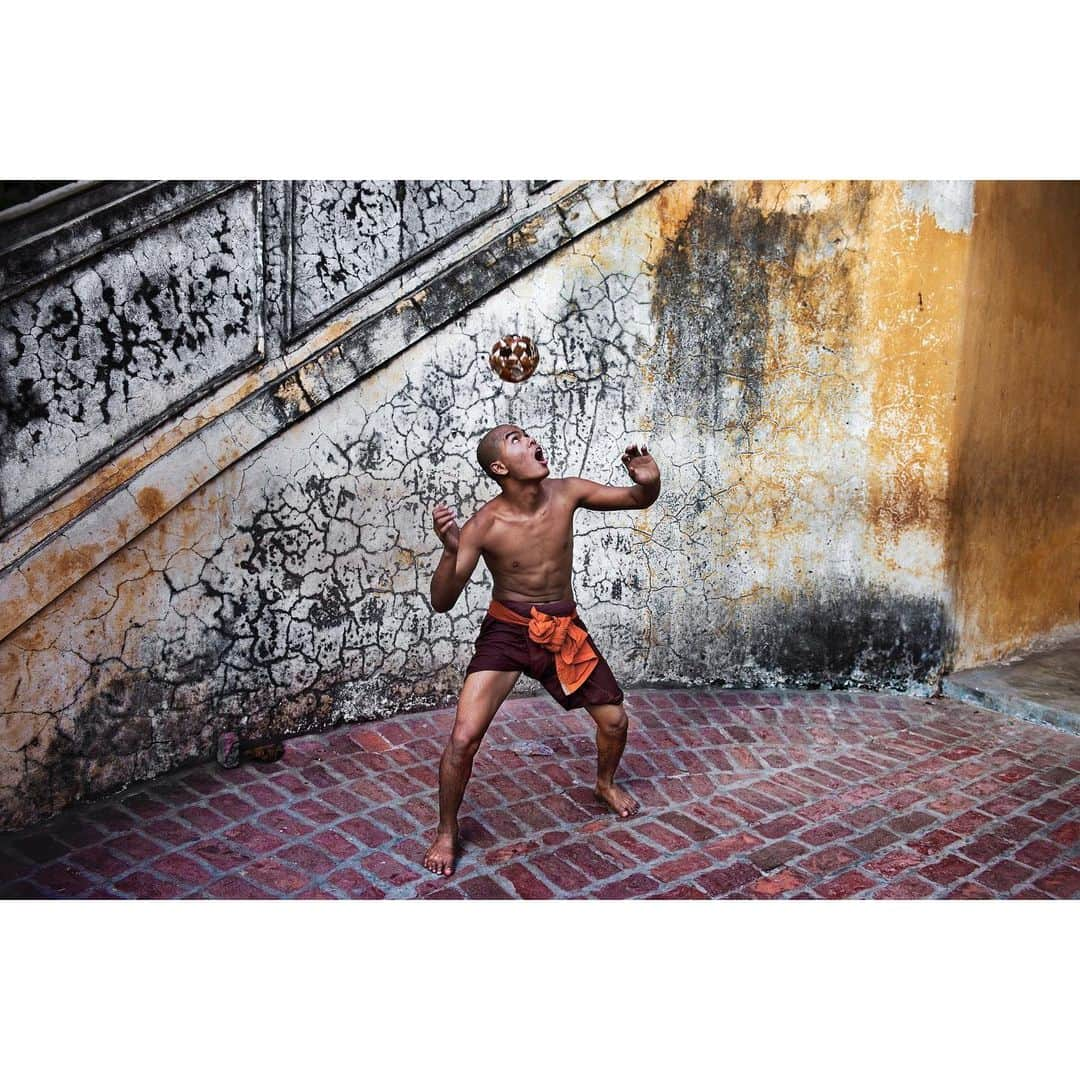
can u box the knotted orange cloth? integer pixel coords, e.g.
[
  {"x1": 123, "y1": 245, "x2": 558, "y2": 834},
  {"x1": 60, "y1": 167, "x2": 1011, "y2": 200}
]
[{"x1": 487, "y1": 599, "x2": 599, "y2": 696}]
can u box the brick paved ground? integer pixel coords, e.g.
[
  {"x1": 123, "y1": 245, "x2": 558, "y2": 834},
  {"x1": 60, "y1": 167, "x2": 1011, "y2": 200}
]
[{"x1": 1, "y1": 688, "x2": 1078, "y2": 899}]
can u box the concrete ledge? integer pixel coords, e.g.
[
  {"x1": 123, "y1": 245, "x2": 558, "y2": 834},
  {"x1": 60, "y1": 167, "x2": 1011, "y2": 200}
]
[{"x1": 942, "y1": 636, "x2": 1080, "y2": 735}]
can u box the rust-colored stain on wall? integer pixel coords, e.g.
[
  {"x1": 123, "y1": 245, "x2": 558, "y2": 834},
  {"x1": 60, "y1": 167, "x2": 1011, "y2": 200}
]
[
  {"x1": 644, "y1": 181, "x2": 966, "y2": 579},
  {"x1": 946, "y1": 181, "x2": 1080, "y2": 667}
]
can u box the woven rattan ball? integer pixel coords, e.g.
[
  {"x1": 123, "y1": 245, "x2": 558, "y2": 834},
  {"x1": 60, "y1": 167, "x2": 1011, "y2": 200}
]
[{"x1": 488, "y1": 334, "x2": 540, "y2": 383}]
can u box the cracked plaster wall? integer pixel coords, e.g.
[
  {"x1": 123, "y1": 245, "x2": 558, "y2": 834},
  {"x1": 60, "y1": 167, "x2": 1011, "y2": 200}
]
[
  {"x1": 290, "y1": 181, "x2": 505, "y2": 330},
  {"x1": 1, "y1": 180, "x2": 998, "y2": 828},
  {"x1": 0, "y1": 186, "x2": 259, "y2": 524}
]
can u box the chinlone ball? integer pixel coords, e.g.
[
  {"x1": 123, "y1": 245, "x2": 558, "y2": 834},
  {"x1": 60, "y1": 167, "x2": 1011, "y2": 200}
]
[{"x1": 488, "y1": 334, "x2": 540, "y2": 383}]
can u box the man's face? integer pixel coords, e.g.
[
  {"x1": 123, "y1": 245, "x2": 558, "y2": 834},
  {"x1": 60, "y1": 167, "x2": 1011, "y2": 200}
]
[{"x1": 493, "y1": 425, "x2": 548, "y2": 480}]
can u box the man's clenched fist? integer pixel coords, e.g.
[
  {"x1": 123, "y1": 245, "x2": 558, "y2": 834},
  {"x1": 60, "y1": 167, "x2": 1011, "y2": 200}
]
[{"x1": 432, "y1": 502, "x2": 460, "y2": 555}]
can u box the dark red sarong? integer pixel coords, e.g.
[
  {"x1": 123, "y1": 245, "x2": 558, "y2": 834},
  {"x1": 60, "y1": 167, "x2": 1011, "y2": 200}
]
[{"x1": 464, "y1": 597, "x2": 625, "y2": 711}]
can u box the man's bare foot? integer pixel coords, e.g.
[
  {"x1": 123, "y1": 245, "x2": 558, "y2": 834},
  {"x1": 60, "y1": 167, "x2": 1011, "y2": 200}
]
[
  {"x1": 423, "y1": 830, "x2": 458, "y2": 876},
  {"x1": 595, "y1": 782, "x2": 639, "y2": 818}
]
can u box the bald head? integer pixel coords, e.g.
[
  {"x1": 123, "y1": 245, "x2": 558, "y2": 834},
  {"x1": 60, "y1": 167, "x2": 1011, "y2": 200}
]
[{"x1": 477, "y1": 424, "x2": 514, "y2": 482}]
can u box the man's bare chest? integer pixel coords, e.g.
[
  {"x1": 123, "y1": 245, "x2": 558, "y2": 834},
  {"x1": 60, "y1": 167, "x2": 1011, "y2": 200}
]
[{"x1": 482, "y1": 507, "x2": 576, "y2": 568}]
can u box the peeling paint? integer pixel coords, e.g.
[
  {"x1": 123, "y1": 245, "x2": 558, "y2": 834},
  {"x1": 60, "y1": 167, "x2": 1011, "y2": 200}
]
[
  {"x1": 901, "y1": 181, "x2": 975, "y2": 234},
  {"x1": 290, "y1": 181, "x2": 506, "y2": 334}
]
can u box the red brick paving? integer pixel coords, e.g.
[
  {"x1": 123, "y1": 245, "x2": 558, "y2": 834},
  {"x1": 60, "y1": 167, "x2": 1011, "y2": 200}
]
[{"x1": 1, "y1": 688, "x2": 1077, "y2": 899}]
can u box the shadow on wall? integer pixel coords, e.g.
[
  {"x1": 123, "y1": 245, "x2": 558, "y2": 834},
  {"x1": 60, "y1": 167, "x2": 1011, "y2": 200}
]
[{"x1": 945, "y1": 181, "x2": 1080, "y2": 669}]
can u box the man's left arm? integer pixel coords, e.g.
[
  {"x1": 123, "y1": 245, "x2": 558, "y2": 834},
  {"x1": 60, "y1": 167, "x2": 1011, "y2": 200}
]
[{"x1": 569, "y1": 444, "x2": 661, "y2": 511}]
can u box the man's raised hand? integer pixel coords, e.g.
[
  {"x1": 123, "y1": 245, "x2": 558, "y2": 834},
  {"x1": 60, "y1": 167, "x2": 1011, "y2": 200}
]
[
  {"x1": 433, "y1": 502, "x2": 461, "y2": 555},
  {"x1": 621, "y1": 443, "x2": 659, "y2": 486}
]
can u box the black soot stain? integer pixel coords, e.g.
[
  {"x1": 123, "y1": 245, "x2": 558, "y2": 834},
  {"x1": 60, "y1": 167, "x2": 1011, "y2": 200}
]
[
  {"x1": 723, "y1": 579, "x2": 954, "y2": 690},
  {"x1": 650, "y1": 184, "x2": 803, "y2": 442}
]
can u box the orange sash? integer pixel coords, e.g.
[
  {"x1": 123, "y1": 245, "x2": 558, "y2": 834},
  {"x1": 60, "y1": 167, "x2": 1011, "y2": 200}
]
[{"x1": 487, "y1": 599, "x2": 599, "y2": 696}]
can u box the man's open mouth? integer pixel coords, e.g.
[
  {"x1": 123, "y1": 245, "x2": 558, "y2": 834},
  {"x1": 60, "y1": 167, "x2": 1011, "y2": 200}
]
[{"x1": 534, "y1": 449, "x2": 546, "y2": 462}]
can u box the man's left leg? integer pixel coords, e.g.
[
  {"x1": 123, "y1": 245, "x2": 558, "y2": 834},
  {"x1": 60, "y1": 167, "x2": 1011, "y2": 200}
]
[{"x1": 583, "y1": 701, "x2": 639, "y2": 818}]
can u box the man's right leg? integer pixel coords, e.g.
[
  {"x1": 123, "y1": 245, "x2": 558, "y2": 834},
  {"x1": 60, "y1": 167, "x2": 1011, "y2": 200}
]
[{"x1": 423, "y1": 668, "x2": 521, "y2": 876}]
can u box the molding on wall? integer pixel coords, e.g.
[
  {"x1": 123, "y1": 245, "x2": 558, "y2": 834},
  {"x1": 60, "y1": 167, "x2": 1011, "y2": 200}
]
[
  {"x1": 283, "y1": 181, "x2": 510, "y2": 344},
  {"x1": 0, "y1": 183, "x2": 265, "y2": 535},
  {"x1": 0, "y1": 179, "x2": 668, "y2": 644},
  {"x1": 0, "y1": 181, "x2": 244, "y2": 301},
  {"x1": 0, "y1": 183, "x2": 143, "y2": 243},
  {"x1": 259, "y1": 180, "x2": 572, "y2": 364}
]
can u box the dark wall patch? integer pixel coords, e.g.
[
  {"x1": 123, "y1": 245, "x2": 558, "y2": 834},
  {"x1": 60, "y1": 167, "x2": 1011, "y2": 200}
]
[
  {"x1": 727, "y1": 578, "x2": 951, "y2": 691},
  {"x1": 650, "y1": 184, "x2": 799, "y2": 445}
]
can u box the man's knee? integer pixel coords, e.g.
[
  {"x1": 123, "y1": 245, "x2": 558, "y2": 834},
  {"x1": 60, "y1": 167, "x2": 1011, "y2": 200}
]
[
  {"x1": 448, "y1": 721, "x2": 486, "y2": 759},
  {"x1": 594, "y1": 702, "x2": 628, "y2": 734}
]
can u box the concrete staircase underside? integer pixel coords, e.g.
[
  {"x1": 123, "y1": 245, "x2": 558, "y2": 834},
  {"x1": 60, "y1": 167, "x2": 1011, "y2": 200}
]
[{"x1": 942, "y1": 636, "x2": 1080, "y2": 736}]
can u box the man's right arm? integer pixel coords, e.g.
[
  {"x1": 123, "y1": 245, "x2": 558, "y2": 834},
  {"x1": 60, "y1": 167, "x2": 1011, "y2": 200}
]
[{"x1": 430, "y1": 518, "x2": 484, "y2": 613}]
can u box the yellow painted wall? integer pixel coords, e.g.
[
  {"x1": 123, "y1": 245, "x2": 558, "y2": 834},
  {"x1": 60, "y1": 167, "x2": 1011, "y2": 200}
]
[{"x1": 946, "y1": 181, "x2": 1080, "y2": 667}]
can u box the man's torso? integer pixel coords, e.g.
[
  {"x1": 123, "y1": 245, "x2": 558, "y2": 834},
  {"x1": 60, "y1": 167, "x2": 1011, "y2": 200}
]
[{"x1": 473, "y1": 478, "x2": 577, "y2": 604}]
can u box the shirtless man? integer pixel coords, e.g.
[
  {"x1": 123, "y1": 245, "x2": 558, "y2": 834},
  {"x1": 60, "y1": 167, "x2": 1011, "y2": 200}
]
[{"x1": 422, "y1": 423, "x2": 662, "y2": 876}]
